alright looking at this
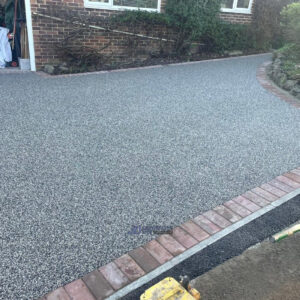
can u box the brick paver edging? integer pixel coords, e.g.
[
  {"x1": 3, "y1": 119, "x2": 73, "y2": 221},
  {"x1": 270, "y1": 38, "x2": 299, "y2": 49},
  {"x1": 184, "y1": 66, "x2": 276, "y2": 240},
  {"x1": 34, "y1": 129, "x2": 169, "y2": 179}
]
[
  {"x1": 39, "y1": 168, "x2": 300, "y2": 300},
  {"x1": 36, "y1": 53, "x2": 270, "y2": 79},
  {"x1": 257, "y1": 62, "x2": 300, "y2": 109}
]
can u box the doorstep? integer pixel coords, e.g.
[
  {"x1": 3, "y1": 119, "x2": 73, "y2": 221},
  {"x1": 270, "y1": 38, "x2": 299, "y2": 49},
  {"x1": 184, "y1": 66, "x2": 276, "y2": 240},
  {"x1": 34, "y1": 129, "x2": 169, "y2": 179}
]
[{"x1": 0, "y1": 67, "x2": 31, "y2": 74}]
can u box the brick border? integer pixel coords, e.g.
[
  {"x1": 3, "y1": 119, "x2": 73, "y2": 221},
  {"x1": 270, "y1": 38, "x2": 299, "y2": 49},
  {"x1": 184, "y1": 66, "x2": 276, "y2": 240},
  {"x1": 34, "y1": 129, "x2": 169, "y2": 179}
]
[
  {"x1": 257, "y1": 62, "x2": 300, "y2": 109},
  {"x1": 39, "y1": 168, "x2": 300, "y2": 300},
  {"x1": 36, "y1": 52, "x2": 269, "y2": 79}
]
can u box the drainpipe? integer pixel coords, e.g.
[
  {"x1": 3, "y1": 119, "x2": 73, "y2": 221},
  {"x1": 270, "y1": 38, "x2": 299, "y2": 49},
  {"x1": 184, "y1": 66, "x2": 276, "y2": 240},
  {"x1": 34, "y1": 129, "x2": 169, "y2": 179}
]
[{"x1": 24, "y1": 0, "x2": 36, "y2": 71}]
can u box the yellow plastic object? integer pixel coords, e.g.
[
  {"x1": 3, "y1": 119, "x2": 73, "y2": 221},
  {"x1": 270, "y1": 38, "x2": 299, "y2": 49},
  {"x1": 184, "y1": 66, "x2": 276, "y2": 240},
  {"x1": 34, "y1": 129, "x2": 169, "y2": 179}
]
[
  {"x1": 272, "y1": 224, "x2": 300, "y2": 242},
  {"x1": 140, "y1": 277, "x2": 200, "y2": 300}
]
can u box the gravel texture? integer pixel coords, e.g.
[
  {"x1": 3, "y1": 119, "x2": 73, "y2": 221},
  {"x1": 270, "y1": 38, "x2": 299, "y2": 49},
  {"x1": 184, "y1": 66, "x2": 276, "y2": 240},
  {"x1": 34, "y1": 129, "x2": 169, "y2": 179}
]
[{"x1": 0, "y1": 54, "x2": 299, "y2": 300}]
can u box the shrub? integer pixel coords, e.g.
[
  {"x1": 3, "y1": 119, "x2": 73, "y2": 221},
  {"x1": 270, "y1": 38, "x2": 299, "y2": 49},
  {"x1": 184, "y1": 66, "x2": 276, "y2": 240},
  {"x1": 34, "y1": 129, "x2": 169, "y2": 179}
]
[
  {"x1": 165, "y1": 0, "x2": 222, "y2": 54},
  {"x1": 251, "y1": 0, "x2": 297, "y2": 50},
  {"x1": 200, "y1": 21, "x2": 254, "y2": 54},
  {"x1": 110, "y1": 10, "x2": 170, "y2": 27},
  {"x1": 272, "y1": 44, "x2": 300, "y2": 93},
  {"x1": 276, "y1": 43, "x2": 300, "y2": 60},
  {"x1": 281, "y1": 2, "x2": 300, "y2": 44},
  {"x1": 112, "y1": 0, "x2": 222, "y2": 55}
]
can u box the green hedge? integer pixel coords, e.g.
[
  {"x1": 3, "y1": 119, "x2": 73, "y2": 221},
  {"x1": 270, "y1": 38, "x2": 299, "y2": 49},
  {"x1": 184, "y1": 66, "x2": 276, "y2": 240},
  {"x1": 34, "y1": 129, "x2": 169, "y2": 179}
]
[
  {"x1": 251, "y1": 0, "x2": 297, "y2": 50},
  {"x1": 200, "y1": 21, "x2": 254, "y2": 53},
  {"x1": 112, "y1": 0, "x2": 300, "y2": 55},
  {"x1": 165, "y1": 0, "x2": 222, "y2": 54},
  {"x1": 281, "y1": 2, "x2": 300, "y2": 44},
  {"x1": 111, "y1": 10, "x2": 170, "y2": 26},
  {"x1": 113, "y1": 0, "x2": 222, "y2": 55},
  {"x1": 275, "y1": 44, "x2": 300, "y2": 81}
]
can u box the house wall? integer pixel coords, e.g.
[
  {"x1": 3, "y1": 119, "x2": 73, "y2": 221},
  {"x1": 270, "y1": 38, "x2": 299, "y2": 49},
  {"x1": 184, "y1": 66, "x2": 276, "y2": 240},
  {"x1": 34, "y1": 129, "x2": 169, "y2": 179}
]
[
  {"x1": 219, "y1": 12, "x2": 252, "y2": 24},
  {"x1": 30, "y1": 0, "x2": 175, "y2": 70},
  {"x1": 219, "y1": 0, "x2": 255, "y2": 24},
  {"x1": 30, "y1": 0, "x2": 255, "y2": 70}
]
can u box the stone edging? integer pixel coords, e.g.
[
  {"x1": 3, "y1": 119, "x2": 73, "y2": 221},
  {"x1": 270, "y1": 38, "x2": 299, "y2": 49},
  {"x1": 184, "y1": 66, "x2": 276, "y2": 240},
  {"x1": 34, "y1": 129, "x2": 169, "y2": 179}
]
[
  {"x1": 38, "y1": 167, "x2": 300, "y2": 300},
  {"x1": 257, "y1": 62, "x2": 300, "y2": 109}
]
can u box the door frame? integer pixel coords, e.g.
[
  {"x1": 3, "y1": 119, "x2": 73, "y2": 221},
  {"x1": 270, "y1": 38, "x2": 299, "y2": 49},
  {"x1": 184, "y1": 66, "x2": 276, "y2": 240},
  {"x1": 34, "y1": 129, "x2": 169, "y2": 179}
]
[{"x1": 24, "y1": 0, "x2": 35, "y2": 71}]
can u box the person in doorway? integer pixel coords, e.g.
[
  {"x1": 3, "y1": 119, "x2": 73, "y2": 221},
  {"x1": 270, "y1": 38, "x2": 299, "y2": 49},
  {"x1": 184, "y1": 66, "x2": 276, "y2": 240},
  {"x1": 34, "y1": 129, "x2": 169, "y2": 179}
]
[
  {"x1": 3, "y1": 0, "x2": 24, "y2": 67},
  {"x1": 0, "y1": 26, "x2": 12, "y2": 68}
]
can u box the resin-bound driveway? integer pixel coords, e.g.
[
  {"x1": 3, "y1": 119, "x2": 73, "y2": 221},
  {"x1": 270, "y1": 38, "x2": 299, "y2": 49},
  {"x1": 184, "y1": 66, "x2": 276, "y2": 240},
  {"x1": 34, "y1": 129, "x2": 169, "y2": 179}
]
[{"x1": 0, "y1": 54, "x2": 299, "y2": 299}]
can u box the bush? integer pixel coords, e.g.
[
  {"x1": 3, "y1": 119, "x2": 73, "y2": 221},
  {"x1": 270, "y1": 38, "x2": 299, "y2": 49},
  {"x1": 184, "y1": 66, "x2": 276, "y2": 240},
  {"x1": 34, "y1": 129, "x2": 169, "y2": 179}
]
[
  {"x1": 113, "y1": 0, "x2": 222, "y2": 55},
  {"x1": 251, "y1": 0, "x2": 296, "y2": 50},
  {"x1": 110, "y1": 10, "x2": 170, "y2": 27},
  {"x1": 165, "y1": 0, "x2": 221, "y2": 54},
  {"x1": 200, "y1": 21, "x2": 254, "y2": 54},
  {"x1": 281, "y1": 2, "x2": 300, "y2": 44},
  {"x1": 276, "y1": 43, "x2": 300, "y2": 60},
  {"x1": 271, "y1": 44, "x2": 300, "y2": 98},
  {"x1": 277, "y1": 44, "x2": 300, "y2": 77}
]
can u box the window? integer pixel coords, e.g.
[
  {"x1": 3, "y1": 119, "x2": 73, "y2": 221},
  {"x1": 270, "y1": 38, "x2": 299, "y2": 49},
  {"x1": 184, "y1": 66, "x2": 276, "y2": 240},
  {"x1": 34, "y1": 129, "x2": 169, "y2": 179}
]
[
  {"x1": 84, "y1": 0, "x2": 161, "y2": 12},
  {"x1": 221, "y1": 0, "x2": 253, "y2": 14}
]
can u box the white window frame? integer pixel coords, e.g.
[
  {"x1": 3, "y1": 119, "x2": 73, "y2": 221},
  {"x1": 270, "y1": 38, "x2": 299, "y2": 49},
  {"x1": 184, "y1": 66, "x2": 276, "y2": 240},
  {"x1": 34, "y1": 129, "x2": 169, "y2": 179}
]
[
  {"x1": 84, "y1": 0, "x2": 161, "y2": 12},
  {"x1": 221, "y1": 0, "x2": 254, "y2": 14}
]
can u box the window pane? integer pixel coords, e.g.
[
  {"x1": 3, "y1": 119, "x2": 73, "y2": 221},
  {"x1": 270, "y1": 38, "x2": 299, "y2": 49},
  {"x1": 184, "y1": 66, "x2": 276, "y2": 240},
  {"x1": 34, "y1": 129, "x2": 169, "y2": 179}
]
[
  {"x1": 237, "y1": 0, "x2": 250, "y2": 8},
  {"x1": 221, "y1": 0, "x2": 234, "y2": 9},
  {"x1": 113, "y1": 0, "x2": 158, "y2": 8}
]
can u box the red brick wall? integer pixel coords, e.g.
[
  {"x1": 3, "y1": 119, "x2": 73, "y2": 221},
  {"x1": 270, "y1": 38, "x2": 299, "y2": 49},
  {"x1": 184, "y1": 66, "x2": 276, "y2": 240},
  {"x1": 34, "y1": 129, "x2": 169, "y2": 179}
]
[
  {"x1": 30, "y1": 0, "x2": 255, "y2": 70},
  {"x1": 30, "y1": 0, "x2": 175, "y2": 70},
  {"x1": 220, "y1": 0, "x2": 255, "y2": 24},
  {"x1": 219, "y1": 12, "x2": 252, "y2": 24}
]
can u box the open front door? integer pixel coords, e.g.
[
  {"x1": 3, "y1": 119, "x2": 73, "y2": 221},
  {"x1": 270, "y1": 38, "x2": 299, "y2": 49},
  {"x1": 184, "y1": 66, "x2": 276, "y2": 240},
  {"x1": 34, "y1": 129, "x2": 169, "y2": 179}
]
[{"x1": 0, "y1": 0, "x2": 35, "y2": 71}]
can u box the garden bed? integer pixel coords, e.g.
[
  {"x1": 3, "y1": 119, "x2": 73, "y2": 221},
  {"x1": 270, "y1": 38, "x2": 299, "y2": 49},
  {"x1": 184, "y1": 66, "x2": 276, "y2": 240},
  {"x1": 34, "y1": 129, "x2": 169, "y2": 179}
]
[
  {"x1": 43, "y1": 49, "x2": 265, "y2": 75},
  {"x1": 268, "y1": 44, "x2": 300, "y2": 100}
]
